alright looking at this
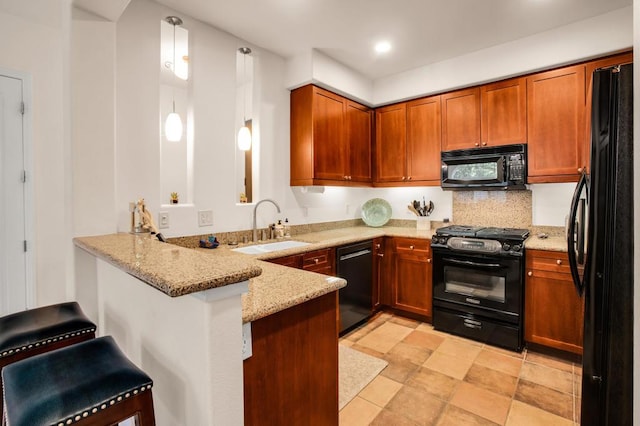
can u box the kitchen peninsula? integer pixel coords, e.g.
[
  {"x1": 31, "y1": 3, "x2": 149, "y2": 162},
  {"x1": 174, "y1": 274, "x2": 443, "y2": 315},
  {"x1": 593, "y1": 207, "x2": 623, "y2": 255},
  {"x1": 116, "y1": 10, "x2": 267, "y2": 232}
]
[
  {"x1": 74, "y1": 230, "x2": 353, "y2": 426},
  {"x1": 73, "y1": 221, "x2": 567, "y2": 425}
]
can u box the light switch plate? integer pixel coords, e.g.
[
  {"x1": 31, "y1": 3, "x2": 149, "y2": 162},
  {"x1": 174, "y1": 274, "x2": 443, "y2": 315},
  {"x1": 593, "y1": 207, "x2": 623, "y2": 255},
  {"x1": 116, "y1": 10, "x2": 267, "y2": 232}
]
[
  {"x1": 159, "y1": 212, "x2": 170, "y2": 229},
  {"x1": 198, "y1": 210, "x2": 213, "y2": 227}
]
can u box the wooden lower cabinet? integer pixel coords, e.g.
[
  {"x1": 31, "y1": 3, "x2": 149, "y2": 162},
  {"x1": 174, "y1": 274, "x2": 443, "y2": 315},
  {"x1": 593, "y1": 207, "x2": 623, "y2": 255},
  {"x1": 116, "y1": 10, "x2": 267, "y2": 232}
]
[
  {"x1": 243, "y1": 292, "x2": 339, "y2": 425},
  {"x1": 266, "y1": 253, "x2": 302, "y2": 269},
  {"x1": 524, "y1": 249, "x2": 584, "y2": 354},
  {"x1": 266, "y1": 248, "x2": 335, "y2": 276},
  {"x1": 390, "y1": 237, "x2": 432, "y2": 318},
  {"x1": 302, "y1": 248, "x2": 335, "y2": 275}
]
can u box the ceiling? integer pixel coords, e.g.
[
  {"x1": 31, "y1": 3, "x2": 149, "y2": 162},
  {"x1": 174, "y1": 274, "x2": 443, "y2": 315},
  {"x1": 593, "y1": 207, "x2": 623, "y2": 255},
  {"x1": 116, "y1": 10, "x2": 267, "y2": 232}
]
[{"x1": 151, "y1": 0, "x2": 631, "y2": 80}]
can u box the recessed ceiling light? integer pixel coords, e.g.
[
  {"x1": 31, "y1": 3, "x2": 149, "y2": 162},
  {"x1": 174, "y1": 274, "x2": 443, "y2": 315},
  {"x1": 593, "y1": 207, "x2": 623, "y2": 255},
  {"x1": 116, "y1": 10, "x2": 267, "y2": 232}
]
[{"x1": 374, "y1": 41, "x2": 391, "y2": 54}]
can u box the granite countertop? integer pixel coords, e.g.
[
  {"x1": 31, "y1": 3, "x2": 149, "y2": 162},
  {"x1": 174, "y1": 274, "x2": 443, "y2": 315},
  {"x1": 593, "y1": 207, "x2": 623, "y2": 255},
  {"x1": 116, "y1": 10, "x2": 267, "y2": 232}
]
[
  {"x1": 525, "y1": 229, "x2": 568, "y2": 252},
  {"x1": 74, "y1": 224, "x2": 566, "y2": 325},
  {"x1": 73, "y1": 233, "x2": 263, "y2": 297},
  {"x1": 210, "y1": 225, "x2": 436, "y2": 322}
]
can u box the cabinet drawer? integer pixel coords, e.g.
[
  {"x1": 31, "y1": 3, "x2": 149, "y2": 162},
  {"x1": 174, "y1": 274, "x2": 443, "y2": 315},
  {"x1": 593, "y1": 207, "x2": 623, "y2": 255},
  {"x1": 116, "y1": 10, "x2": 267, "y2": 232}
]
[
  {"x1": 302, "y1": 248, "x2": 334, "y2": 274},
  {"x1": 526, "y1": 250, "x2": 570, "y2": 274},
  {"x1": 394, "y1": 238, "x2": 431, "y2": 255},
  {"x1": 267, "y1": 254, "x2": 302, "y2": 269}
]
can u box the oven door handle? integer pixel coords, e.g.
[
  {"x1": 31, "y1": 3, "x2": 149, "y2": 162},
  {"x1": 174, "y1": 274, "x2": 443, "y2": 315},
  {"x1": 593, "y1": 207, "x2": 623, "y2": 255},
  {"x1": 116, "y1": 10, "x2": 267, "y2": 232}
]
[{"x1": 442, "y1": 257, "x2": 502, "y2": 269}]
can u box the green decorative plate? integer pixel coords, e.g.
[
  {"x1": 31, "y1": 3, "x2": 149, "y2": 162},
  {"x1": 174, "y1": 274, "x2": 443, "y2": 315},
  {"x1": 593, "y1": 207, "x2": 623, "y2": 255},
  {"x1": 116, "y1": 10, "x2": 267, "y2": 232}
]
[{"x1": 361, "y1": 198, "x2": 392, "y2": 227}]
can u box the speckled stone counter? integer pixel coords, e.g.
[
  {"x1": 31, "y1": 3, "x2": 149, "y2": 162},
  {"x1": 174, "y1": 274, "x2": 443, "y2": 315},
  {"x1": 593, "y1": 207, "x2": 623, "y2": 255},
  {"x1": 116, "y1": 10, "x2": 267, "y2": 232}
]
[
  {"x1": 525, "y1": 235, "x2": 568, "y2": 252},
  {"x1": 183, "y1": 225, "x2": 435, "y2": 322},
  {"x1": 526, "y1": 226, "x2": 568, "y2": 252},
  {"x1": 73, "y1": 233, "x2": 262, "y2": 297},
  {"x1": 200, "y1": 226, "x2": 435, "y2": 322}
]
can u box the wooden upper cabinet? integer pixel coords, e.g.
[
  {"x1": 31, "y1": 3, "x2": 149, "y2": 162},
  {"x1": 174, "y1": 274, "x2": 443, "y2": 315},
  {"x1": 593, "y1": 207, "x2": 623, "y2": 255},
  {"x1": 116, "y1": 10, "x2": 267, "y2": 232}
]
[
  {"x1": 441, "y1": 87, "x2": 481, "y2": 151},
  {"x1": 312, "y1": 89, "x2": 346, "y2": 181},
  {"x1": 406, "y1": 96, "x2": 442, "y2": 183},
  {"x1": 481, "y1": 77, "x2": 527, "y2": 146},
  {"x1": 290, "y1": 85, "x2": 371, "y2": 186},
  {"x1": 375, "y1": 103, "x2": 407, "y2": 182},
  {"x1": 527, "y1": 65, "x2": 586, "y2": 183},
  {"x1": 375, "y1": 96, "x2": 442, "y2": 185},
  {"x1": 345, "y1": 101, "x2": 372, "y2": 182}
]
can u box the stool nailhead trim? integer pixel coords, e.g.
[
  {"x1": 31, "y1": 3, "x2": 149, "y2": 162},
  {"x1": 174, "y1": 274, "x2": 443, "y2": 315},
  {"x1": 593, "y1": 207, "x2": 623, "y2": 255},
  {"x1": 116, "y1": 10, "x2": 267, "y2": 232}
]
[
  {"x1": 0, "y1": 328, "x2": 96, "y2": 358},
  {"x1": 54, "y1": 384, "x2": 152, "y2": 426}
]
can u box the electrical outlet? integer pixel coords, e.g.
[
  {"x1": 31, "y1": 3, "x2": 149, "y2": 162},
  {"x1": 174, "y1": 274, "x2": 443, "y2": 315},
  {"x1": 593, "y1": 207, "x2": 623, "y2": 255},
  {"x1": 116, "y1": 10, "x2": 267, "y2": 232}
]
[
  {"x1": 198, "y1": 210, "x2": 213, "y2": 227},
  {"x1": 159, "y1": 212, "x2": 170, "y2": 229},
  {"x1": 242, "y1": 322, "x2": 252, "y2": 360}
]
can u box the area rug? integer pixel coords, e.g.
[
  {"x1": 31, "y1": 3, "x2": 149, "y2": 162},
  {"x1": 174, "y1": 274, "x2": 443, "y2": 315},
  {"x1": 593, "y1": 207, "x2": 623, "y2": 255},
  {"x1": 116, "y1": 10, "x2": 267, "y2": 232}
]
[{"x1": 339, "y1": 344, "x2": 388, "y2": 410}]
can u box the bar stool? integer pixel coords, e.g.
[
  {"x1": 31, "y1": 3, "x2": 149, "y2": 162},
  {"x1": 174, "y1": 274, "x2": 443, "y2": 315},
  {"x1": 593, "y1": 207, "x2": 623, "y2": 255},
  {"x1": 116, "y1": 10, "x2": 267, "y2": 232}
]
[
  {"x1": 2, "y1": 336, "x2": 155, "y2": 426},
  {"x1": 0, "y1": 302, "x2": 97, "y2": 416}
]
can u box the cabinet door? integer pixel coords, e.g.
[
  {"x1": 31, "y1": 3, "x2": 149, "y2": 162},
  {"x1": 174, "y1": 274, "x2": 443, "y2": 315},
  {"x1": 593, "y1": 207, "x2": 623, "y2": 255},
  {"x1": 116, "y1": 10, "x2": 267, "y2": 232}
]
[
  {"x1": 345, "y1": 101, "x2": 372, "y2": 182},
  {"x1": 406, "y1": 96, "x2": 442, "y2": 184},
  {"x1": 527, "y1": 65, "x2": 586, "y2": 182},
  {"x1": 524, "y1": 250, "x2": 584, "y2": 354},
  {"x1": 392, "y1": 238, "x2": 432, "y2": 317},
  {"x1": 481, "y1": 77, "x2": 527, "y2": 146},
  {"x1": 441, "y1": 88, "x2": 481, "y2": 151},
  {"x1": 375, "y1": 103, "x2": 407, "y2": 182},
  {"x1": 312, "y1": 88, "x2": 347, "y2": 181}
]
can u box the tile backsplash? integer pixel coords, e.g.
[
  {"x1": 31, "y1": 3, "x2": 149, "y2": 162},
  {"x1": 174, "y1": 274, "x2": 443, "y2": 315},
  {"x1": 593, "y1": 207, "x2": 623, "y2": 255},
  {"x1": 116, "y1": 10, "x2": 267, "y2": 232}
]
[{"x1": 452, "y1": 190, "x2": 532, "y2": 229}]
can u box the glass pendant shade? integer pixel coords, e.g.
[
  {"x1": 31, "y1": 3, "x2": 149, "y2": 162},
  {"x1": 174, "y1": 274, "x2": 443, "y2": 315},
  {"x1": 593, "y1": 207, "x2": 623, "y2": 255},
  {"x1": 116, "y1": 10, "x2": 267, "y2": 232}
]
[
  {"x1": 237, "y1": 125, "x2": 252, "y2": 151},
  {"x1": 165, "y1": 112, "x2": 183, "y2": 142}
]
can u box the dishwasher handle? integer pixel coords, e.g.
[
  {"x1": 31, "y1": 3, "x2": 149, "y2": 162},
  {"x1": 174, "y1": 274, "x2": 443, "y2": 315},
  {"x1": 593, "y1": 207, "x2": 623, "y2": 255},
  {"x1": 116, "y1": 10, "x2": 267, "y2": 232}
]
[{"x1": 339, "y1": 249, "x2": 372, "y2": 261}]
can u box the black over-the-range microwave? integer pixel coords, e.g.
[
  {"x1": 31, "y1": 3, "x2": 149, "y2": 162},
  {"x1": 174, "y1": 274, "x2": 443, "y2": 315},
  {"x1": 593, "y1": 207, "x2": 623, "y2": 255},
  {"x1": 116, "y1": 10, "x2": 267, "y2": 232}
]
[{"x1": 441, "y1": 143, "x2": 527, "y2": 191}]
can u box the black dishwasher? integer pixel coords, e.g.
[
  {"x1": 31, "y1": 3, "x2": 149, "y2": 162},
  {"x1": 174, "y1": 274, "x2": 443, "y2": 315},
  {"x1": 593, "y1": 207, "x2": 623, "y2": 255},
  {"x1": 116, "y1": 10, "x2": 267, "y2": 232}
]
[{"x1": 336, "y1": 240, "x2": 373, "y2": 334}]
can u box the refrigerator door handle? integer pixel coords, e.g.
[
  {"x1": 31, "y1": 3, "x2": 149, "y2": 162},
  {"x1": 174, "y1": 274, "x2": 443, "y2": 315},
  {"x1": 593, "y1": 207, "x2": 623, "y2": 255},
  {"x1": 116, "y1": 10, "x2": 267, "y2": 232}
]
[{"x1": 567, "y1": 171, "x2": 587, "y2": 296}]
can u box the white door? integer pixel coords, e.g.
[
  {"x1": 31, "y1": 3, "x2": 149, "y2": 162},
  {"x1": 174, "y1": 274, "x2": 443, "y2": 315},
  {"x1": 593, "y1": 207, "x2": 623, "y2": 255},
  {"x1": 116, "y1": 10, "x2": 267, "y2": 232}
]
[{"x1": 0, "y1": 74, "x2": 27, "y2": 316}]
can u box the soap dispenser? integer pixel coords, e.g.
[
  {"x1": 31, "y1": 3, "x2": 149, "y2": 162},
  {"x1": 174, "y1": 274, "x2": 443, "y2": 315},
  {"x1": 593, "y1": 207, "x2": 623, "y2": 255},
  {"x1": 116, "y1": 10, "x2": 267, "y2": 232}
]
[
  {"x1": 284, "y1": 218, "x2": 291, "y2": 238},
  {"x1": 275, "y1": 220, "x2": 285, "y2": 239}
]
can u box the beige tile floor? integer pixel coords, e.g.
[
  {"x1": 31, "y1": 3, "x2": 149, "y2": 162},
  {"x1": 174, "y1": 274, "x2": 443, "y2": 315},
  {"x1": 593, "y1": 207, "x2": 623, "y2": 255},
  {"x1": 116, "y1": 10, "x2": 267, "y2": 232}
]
[{"x1": 339, "y1": 311, "x2": 582, "y2": 426}]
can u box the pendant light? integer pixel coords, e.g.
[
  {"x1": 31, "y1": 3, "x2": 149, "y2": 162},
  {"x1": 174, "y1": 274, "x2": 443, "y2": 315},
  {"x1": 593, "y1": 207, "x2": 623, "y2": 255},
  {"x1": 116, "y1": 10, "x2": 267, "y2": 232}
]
[
  {"x1": 237, "y1": 47, "x2": 252, "y2": 151},
  {"x1": 165, "y1": 16, "x2": 183, "y2": 142}
]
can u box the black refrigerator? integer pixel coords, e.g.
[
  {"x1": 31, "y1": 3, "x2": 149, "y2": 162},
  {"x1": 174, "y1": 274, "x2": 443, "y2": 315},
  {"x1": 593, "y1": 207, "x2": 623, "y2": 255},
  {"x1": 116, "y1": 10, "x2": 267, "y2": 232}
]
[{"x1": 567, "y1": 63, "x2": 633, "y2": 425}]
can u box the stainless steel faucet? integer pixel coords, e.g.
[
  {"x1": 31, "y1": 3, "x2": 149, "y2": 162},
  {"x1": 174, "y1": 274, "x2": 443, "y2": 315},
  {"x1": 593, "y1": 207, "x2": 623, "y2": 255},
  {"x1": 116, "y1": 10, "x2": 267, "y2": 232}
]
[{"x1": 253, "y1": 199, "x2": 281, "y2": 242}]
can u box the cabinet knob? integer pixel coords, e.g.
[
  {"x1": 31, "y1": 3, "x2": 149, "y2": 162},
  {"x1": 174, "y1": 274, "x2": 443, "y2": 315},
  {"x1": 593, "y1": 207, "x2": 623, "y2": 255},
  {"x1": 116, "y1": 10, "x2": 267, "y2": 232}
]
[
  {"x1": 377, "y1": 253, "x2": 384, "y2": 257},
  {"x1": 427, "y1": 258, "x2": 432, "y2": 263},
  {"x1": 578, "y1": 167, "x2": 583, "y2": 173},
  {"x1": 314, "y1": 258, "x2": 319, "y2": 264},
  {"x1": 528, "y1": 271, "x2": 533, "y2": 277},
  {"x1": 407, "y1": 176, "x2": 412, "y2": 180},
  {"x1": 474, "y1": 142, "x2": 479, "y2": 147},
  {"x1": 481, "y1": 142, "x2": 487, "y2": 146},
  {"x1": 409, "y1": 245, "x2": 414, "y2": 250},
  {"x1": 375, "y1": 243, "x2": 381, "y2": 249},
  {"x1": 348, "y1": 176, "x2": 352, "y2": 180},
  {"x1": 402, "y1": 176, "x2": 406, "y2": 181},
  {"x1": 556, "y1": 259, "x2": 562, "y2": 265}
]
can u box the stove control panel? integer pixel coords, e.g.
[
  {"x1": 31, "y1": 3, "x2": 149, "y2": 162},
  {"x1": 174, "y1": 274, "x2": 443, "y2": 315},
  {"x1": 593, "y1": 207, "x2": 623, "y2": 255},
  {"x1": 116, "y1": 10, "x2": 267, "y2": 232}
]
[{"x1": 431, "y1": 236, "x2": 525, "y2": 256}]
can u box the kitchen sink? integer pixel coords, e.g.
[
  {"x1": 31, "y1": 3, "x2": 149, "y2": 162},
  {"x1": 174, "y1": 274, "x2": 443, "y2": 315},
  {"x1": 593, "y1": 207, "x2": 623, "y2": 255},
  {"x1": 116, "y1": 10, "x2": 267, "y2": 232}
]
[{"x1": 232, "y1": 240, "x2": 311, "y2": 255}]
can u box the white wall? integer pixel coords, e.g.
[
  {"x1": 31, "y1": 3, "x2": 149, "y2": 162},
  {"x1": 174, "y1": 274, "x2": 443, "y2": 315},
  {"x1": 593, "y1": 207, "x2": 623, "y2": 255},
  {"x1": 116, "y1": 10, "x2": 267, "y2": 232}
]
[
  {"x1": 71, "y1": 8, "x2": 117, "y2": 237},
  {"x1": 282, "y1": 6, "x2": 633, "y2": 107},
  {"x1": 373, "y1": 6, "x2": 633, "y2": 105},
  {"x1": 0, "y1": 0, "x2": 73, "y2": 306}
]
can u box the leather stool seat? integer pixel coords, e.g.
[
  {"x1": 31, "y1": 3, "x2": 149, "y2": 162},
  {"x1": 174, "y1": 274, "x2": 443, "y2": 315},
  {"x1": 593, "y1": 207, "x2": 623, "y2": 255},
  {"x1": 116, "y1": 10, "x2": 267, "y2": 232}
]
[
  {"x1": 0, "y1": 302, "x2": 96, "y2": 359},
  {"x1": 0, "y1": 302, "x2": 97, "y2": 419},
  {"x1": 2, "y1": 336, "x2": 155, "y2": 426}
]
